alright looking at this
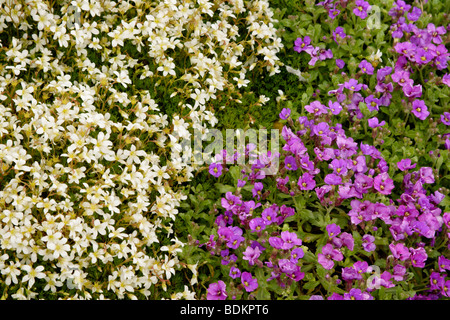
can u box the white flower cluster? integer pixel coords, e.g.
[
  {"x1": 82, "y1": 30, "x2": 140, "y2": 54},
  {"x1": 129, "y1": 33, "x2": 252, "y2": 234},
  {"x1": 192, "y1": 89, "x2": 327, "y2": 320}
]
[{"x1": 0, "y1": 0, "x2": 282, "y2": 299}]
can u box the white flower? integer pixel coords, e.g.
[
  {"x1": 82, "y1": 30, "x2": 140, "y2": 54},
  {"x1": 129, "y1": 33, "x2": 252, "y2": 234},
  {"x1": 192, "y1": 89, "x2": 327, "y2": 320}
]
[{"x1": 21, "y1": 265, "x2": 46, "y2": 288}]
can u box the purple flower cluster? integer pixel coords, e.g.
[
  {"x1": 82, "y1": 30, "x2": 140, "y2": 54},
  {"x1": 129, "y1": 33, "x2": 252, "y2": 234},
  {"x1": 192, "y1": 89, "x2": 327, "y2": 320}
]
[
  {"x1": 278, "y1": 99, "x2": 399, "y2": 209},
  {"x1": 294, "y1": 36, "x2": 333, "y2": 66},
  {"x1": 203, "y1": 0, "x2": 450, "y2": 300},
  {"x1": 388, "y1": 1, "x2": 448, "y2": 119},
  {"x1": 203, "y1": 158, "x2": 302, "y2": 298}
]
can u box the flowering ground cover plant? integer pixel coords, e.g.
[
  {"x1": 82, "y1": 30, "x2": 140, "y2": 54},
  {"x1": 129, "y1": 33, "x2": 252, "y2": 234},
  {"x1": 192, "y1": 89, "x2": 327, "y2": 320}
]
[
  {"x1": 0, "y1": 0, "x2": 283, "y2": 299},
  {"x1": 177, "y1": 0, "x2": 450, "y2": 300},
  {"x1": 0, "y1": 0, "x2": 449, "y2": 301}
]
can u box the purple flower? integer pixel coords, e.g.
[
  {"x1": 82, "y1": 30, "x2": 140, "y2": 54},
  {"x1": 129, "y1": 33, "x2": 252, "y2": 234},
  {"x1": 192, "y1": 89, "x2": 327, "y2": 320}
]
[
  {"x1": 407, "y1": 7, "x2": 421, "y2": 21},
  {"x1": 241, "y1": 272, "x2": 258, "y2": 292},
  {"x1": 392, "y1": 264, "x2": 406, "y2": 281},
  {"x1": 342, "y1": 266, "x2": 358, "y2": 281},
  {"x1": 252, "y1": 182, "x2": 264, "y2": 200},
  {"x1": 365, "y1": 95, "x2": 381, "y2": 112},
  {"x1": 403, "y1": 83, "x2": 423, "y2": 98},
  {"x1": 328, "y1": 100, "x2": 342, "y2": 115},
  {"x1": 221, "y1": 192, "x2": 242, "y2": 211},
  {"x1": 419, "y1": 166, "x2": 435, "y2": 184},
  {"x1": 209, "y1": 163, "x2": 223, "y2": 178},
  {"x1": 305, "y1": 100, "x2": 328, "y2": 115},
  {"x1": 373, "y1": 172, "x2": 394, "y2": 195},
  {"x1": 229, "y1": 266, "x2": 241, "y2": 279},
  {"x1": 318, "y1": 244, "x2": 343, "y2": 270},
  {"x1": 427, "y1": 23, "x2": 446, "y2": 44},
  {"x1": 207, "y1": 280, "x2": 227, "y2": 300},
  {"x1": 354, "y1": 173, "x2": 374, "y2": 193},
  {"x1": 353, "y1": 0, "x2": 371, "y2": 19},
  {"x1": 278, "y1": 259, "x2": 298, "y2": 274},
  {"x1": 261, "y1": 207, "x2": 277, "y2": 225},
  {"x1": 368, "y1": 117, "x2": 386, "y2": 128},
  {"x1": 249, "y1": 217, "x2": 266, "y2": 232},
  {"x1": 242, "y1": 245, "x2": 261, "y2": 266},
  {"x1": 329, "y1": 158, "x2": 348, "y2": 176},
  {"x1": 344, "y1": 78, "x2": 362, "y2": 91},
  {"x1": 430, "y1": 272, "x2": 445, "y2": 290},
  {"x1": 391, "y1": 69, "x2": 413, "y2": 87},
  {"x1": 438, "y1": 256, "x2": 450, "y2": 272},
  {"x1": 442, "y1": 74, "x2": 450, "y2": 87},
  {"x1": 324, "y1": 173, "x2": 342, "y2": 185},
  {"x1": 294, "y1": 36, "x2": 313, "y2": 53},
  {"x1": 339, "y1": 232, "x2": 355, "y2": 251},
  {"x1": 227, "y1": 234, "x2": 245, "y2": 249},
  {"x1": 280, "y1": 230, "x2": 302, "y2": 250},
  {"x1": 397, "y1": 158, "x2": 416, "y2": 171},
  {"x1": 359, "y1": 59, "x2": 374, "y2": 75},
  {"x1": 279, "y1": 205, "x2": 295, "y2": 223},
  {"x1": 395, "y1": 42, "x2": 416, "y2": 59},
  {"x1": 410, "y1": 247, "x2": 427, "y2": 268},
  {"x1": 298, "y1": 172, "x2": 316, "y2": 190},
  {"x1": 353, "y1": 261, "x2": 369, "y2": 280},
  {"x1": 411, "y1": 100, "x2": 430, "y2": 120},
  {"x1": 291, "y1": 247, "x2": 305, "y2": 262},
  {"x1": 284, "y1": 155, "x2": 298, "y2": 171},
  {"x1": 307, "y1": 47, "x2": 320, "y2": 66},
  {"x1": 326, "y1": 223, "x2": 341, "y2": 238},
  {"x1": 268, "y1": 236, "x2": 283, "y2": 249},
  {"x1": 389, "y1": 242, "x2": 411, "y2": 261},
  {"x1": 336, "y1": 59, "x2": 345, "y2": 69},
  {"x1": 440, "y1": 112, "x2": 450, "y2": 125},
  {"x1": 312, "y1": 122, "x2": 330, "y2": 137},
  {"x1": 279, "y1": 108, "x2": 291, "y2": 120},
  {"x1": 350, "y1": 156, "x2": 368, "y2": 173},
  {"x1": 362, "y1": 234, "x2": 376, "y2": 252},
  {"x1": 377, "y1": 66, "x2": 393, "y2": 82},
  {"x1": 415, "y1": 48, "x2": 434, "y2": 65},
  {"x1": 318, "y1": 48, "x2": 333, "y2": 61},
  {"x1": 333, "y1": 27, "x2": 347, "y2": 43},
  {"x1": 344, "y1": 288, "x2": 365, "y2": 300}
]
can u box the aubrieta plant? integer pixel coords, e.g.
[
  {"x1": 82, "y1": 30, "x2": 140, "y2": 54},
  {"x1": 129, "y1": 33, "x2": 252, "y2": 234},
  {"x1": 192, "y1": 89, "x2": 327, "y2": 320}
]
[
  {"x1": 203, "y1": 99, "x2": 449, "y2": 300},
  {"x1": 194, "y1": 0, "x2": 450, "y2": 300}
]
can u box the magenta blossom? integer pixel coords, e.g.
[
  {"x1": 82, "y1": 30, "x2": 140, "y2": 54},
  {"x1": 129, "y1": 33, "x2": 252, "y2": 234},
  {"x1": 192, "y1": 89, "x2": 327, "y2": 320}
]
[
  {"x1": 241, "y1": 272, "x2": 258, "y2": 292},
  {"x1": 411, "y1": 100, "x2": 430, "y2": 120},
  {"x1": 207, "y1": 280, "x2": 227, "y2": 300},
  {"x1": 318, "y1": 244, "x2": 343, "y2": 270},
  {"x1": 403, "y1": 83, "x2": 422, "y2": 98},
  {"x1": 359, "y1": 59, "x2": 374, "y2": 75},
  {"x1": 344, "y1": 78, "x2": 363, "y2": 91},
  {"x1": 440, "y1": 112, "x2": 450, "y2": 125},
  {"x1": 373, "y1": 172, "x2": 394, "y2": 195},
  {"x1": 298, "y1": 172, "x2": 316, "y2": 190},
  {"x1": 209, "y1": 162, "x2": 223, "y2": 178},
  {"x1": 353, "y1": 0, "x2": 371, "y2": 19},
  {"x1": 326, "y1": 223, "x2": 341, "y2": 238},
  {"x1": 362, "y1": 234, "x2": 376, "y2": 252},
  {"x1": 294, "y1": 36, "x2": 313, "y2": 53},
  {"x1": 368, "y1": 117, "x2": 386, "y2": 128},
  {"x1": 242, "y1": 245, "x2": 261, "y2": 266},
  {"x1": 279, "y1": 108, "x2": 291, "y2": 120},
  {"x1": 397, "y1": 158, "x2": 417, "y2": 171}
]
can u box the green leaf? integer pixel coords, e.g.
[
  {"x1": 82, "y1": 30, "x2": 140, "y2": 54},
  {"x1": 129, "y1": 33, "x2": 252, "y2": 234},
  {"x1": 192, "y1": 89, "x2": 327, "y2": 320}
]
[
  {"x1": 303, "y1": 280, "x2": 320, "y2": 290},
  {"x1": 214, "y1": 183, "x2": 235, "y2": 193},
  {"x1": 229, "y1": 165, "x2": 241, "y2": 183}
]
